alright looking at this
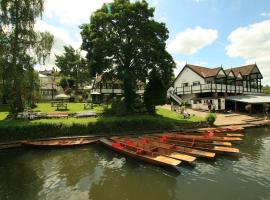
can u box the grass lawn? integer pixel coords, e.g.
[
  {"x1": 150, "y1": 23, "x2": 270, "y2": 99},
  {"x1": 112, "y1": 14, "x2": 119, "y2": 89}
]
[
  {"x1": 0, "y1": 103, "x2": 206, "y2": 142},
  {"x1": 0, "y1": 104, "x2": 204, "y2": 126}
]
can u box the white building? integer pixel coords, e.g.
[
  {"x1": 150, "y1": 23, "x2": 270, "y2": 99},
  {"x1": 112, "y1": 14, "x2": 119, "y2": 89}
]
[{"x1": 168, "y1": 64, "x2": 266, "y2": 112}]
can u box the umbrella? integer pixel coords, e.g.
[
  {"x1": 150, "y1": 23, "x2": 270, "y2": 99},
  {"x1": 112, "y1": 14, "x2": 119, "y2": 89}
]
[{"x1": 55, "y1": 94, "x2": 70, "y2": 100}]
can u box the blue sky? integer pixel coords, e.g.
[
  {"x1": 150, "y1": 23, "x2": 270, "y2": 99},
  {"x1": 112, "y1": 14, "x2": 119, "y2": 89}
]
[{"x1": 37, "y1": 0, "x2": 270, "y2": 84}]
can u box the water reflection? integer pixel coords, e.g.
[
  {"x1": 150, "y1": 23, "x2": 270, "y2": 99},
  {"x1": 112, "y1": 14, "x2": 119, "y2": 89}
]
[{"x1": 0, "y1": 127, "x2": 270, "y2": 200}]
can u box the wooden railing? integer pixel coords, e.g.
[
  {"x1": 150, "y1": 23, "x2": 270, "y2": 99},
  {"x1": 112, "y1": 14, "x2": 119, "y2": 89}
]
[
  {"x1": 175, "y1": 83, "x2": 262, "y2": 95},
  {"x1": 91, "y1": 88, "x2": 144, "y2": 94}
]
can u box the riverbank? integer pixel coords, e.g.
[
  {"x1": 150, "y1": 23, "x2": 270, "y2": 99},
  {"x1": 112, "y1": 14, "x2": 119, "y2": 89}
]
[
  {"x1": 0, "y1": 104, "x2": 206, "y2": 143},
  {"x1": 161, "y1": 104, "x2": 270, "y2": 128}
]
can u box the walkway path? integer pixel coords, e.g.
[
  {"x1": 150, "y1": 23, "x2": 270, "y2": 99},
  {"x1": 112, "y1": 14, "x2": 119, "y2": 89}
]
[{"x1": 161, "y1": 105, "x2": 270, "y2": 127}]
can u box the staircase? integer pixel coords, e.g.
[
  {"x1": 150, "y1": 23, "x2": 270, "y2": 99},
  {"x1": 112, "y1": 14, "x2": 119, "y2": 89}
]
[{"x1": 169, "y1": 91, "x2": 183, "y2": 105}]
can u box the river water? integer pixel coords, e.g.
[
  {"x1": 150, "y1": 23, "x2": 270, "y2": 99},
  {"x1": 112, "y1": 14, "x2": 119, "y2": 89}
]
[{"x1": 0, "y1": 127, "x2": 270, "y2": 200}]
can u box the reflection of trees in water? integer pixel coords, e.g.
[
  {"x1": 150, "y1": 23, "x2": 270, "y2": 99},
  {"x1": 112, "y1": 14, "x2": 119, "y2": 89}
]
[
  {"x1": 239, "y1": 127, "x2": 270, "y2": 161},
  {"x1": 88, "y1": 149, "x2": 177, "y2": 200},
  {"x1": 0, "y1": 149, "x2": 43, "y2": 200},
  {"x1": 57, "y1": 147, "x2": 98, "y2": 188}
]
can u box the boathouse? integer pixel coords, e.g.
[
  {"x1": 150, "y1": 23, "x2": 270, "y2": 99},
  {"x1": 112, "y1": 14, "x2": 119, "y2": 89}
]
[{"x1": 168, "y1": 63, "x2": 270, "y2": 113}]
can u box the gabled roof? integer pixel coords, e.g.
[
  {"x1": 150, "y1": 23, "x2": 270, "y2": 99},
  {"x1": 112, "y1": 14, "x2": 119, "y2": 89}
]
[
  {"x1": 187, "y1": 64, "x2": 222, "y2": 78},
  {"x1": 230, "y1": 64, "x2": 256, "y2": 76}
]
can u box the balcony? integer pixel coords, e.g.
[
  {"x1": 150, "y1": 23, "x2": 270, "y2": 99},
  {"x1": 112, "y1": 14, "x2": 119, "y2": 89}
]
[
  {"x1": 91, "y1": 88, "x2": 144, "y2": 94},
  {"x1": 174, "y1": 83, "x2": 262, "y2": 95}
]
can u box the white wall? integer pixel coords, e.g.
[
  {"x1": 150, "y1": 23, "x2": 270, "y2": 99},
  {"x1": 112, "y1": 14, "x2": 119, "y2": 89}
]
[{"x1": 174, "y1": 67, "x2": 205, "y2": 88}]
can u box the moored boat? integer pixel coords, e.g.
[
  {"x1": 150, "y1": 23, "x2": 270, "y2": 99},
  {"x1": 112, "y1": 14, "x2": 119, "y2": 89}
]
[
  {"x1": 139, "y1": 136, "x2": 216, "y2": 158},
  {"x1": 99, "y1": 138, "x2": 181, "y2": 168},
  {"x1": 21, "y1": 138, "x2": 97, "y2": 147},
  {"x1": 114, "y1": 137, "x2": 196, "y2": 164},
  {"x1": 158, "y1": 133, "x2": 242, "y2": 142}
]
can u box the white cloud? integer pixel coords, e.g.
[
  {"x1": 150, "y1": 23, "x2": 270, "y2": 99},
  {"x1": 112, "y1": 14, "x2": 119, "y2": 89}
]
[
  {"x1": 168, "y1": 26, "x2": 218, "y2": 55},
  {"x1": 226, "y1": 20, "x2": 270, "y2": 84},
  {"x1": 35, "y1": 20, "x2": 81, "y2": 70},
  {"x1": 261, "y1": 12, "x2": 270, "y2": 17},
  {"x1": 44, "y1": 0, "x2": 113, "y2": 25}
]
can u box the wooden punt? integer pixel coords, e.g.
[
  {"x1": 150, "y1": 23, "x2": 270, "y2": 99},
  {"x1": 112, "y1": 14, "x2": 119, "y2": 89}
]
[
  {"x1": 177, "y1": 132, "x2": 244, "y2": 138},
  {"x1": 150, "y1": 135, "x2": 232, "y2": 147},
  {"x1": 21, "y1": 138, "x2": 97, "y2": 147},
  {"x1": 115, "y1": 137, "x2": 196, "y2": 164},
  {"x1": 140, "y1": 136, "x2": 216, "y2": 158},
  {"x1": 162, "y1": 139, "x2": 239, "y2": 154},
  {"x1": 159, "y1": 133, "x2": 242, "y2": 142},
  {"x1": 100, "y1": 138, "x2": 181, "y2": 168},
  {"x1": 196, "y1": 126, "x2": 244, "y2": 133}
]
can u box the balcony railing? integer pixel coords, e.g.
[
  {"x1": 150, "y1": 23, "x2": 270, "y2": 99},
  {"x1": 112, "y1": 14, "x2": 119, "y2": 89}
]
[
  {"x1": 175, "y1": 83, "x2": 262, "y2": 95},
  {"x1": 92, "y1": 88, "x2": 144, "y2": 94}
]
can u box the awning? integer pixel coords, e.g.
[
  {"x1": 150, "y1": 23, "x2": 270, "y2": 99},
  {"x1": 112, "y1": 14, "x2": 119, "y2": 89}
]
[
  {"x1": 226, "y1": 95, "x2": 270, "y2": 104},
  {"x1": 55, "y1": 94, "x2": 70, "y2": 99},
  {"x1": 91, "y1": 91, "x2": 101, "y2": 95}
]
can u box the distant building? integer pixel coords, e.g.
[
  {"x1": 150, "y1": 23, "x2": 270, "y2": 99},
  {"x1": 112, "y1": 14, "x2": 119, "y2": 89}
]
[
  {"x1": 38, "y1": 71, "x2": 60, "y2": 101},
  {"x1": 91, "y1": 75, "x2": 145, "y2": 103},
  {"x1": 168, "y1": 63, "x2": 269, "y2": 113}
]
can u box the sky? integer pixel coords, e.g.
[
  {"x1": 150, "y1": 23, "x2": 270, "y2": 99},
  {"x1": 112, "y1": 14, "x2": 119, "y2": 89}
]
[{"x1": 36, "y1": 0, "x2": 270, "y2": 85}]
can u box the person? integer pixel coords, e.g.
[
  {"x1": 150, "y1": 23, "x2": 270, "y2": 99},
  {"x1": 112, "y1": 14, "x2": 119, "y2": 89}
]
[
  {"x1": 208, "y1": 102, "x2": 212, "y2": 112},
  {"x1": 265, "y1": 106, "x2": 269, "y2": 120},
  {"x1": 212, "y1": 104, "x2": 216, "y2": 113}
]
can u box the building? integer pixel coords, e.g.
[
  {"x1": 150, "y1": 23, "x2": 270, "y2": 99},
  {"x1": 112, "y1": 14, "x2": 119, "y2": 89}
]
[
  {"x1": 38, "y1": 72, "x2": 60, "y2": 101},
  {"x1": 91, "y1": 75, "x2": 145, "y2": 103},
  {"x1": 168, "y1": 63, "x2": 269, "y2": 113}
]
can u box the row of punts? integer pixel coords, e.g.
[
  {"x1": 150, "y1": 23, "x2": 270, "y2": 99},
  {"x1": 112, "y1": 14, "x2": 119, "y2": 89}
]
[{"x1": 20, "y1": 126, "x2": 244, "y2": 170}]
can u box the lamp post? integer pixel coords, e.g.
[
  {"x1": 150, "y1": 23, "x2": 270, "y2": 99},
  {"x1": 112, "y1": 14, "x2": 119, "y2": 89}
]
[{"x1": 51, "y1": 72, "x2": 55, "y2": 100}]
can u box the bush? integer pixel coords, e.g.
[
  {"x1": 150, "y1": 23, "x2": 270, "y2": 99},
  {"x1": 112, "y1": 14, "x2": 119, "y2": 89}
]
[
  {"x1": 206, "y1": 113, "x2": 217, "y2": 126},
  {"x1": 0, "y1": 117, "x2": 177, "y2": 142},
  {"x1": 107, "y1": 100, "x2": 127, "y2": 116}
]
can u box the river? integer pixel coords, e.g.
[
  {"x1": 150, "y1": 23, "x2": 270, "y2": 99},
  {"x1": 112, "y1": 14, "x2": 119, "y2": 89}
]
[{"x1": 0, "y1": 127, "x2": 270, "y2": 200}]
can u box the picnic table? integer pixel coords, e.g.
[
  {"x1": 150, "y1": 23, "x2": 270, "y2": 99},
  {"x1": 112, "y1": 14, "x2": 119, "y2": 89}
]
[
  {"x1": 56, "y1": 103, "x2": 68, "y2": 111},
  {"x1": 51, "y1": 101, "x2": 62, "y2": 107},
  {"x1": 47, "y1": 112, "x2": 69, "y2": 118},
  {"x1": 74, "y1": 111, "x2": 98, "y2": 118},
  {"x1": 83, "y1": 103, "x2": 93, "y2": 110}
]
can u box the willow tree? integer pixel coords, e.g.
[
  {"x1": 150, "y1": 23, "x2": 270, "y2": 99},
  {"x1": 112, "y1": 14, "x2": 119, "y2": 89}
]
[
  {"x1": 0, "y1": 0, "x2": 54, "y2": 113},
  {"x1": 80, "y1": 0, "x2": 175, "y2": 112}
]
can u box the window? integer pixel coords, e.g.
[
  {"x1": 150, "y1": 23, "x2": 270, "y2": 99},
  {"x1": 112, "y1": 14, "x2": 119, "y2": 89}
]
[
  {"x1": 193, "y1": 81, "x2": 200, "y2": 86},
  {"x1": 206, "y1": 80, "x2": 212, "y2": 84},
  {"x1": 182, "y1": 82, "x2": 189, "y2": 87}
]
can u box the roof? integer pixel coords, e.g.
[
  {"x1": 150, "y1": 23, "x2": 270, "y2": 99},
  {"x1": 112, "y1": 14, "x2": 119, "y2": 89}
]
[
  {"x1": 226, "y1": 95, "x2": 270, "y2": 104},
  {"x1": 229, "y1": 64, "x2": 256, "y2": 76},
  {"x1": 187, "y1": 64, "x2": 222, "y2": 78},
  {"x1": 39, "y1": 73, "x2": 48, "y2": 78}
]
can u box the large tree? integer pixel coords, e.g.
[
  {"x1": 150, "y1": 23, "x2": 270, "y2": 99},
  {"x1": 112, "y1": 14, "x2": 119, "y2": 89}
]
[
  {"x1": 55, "y1": 45, "x2": 88, "y2": 93},
  {"x1": 0, "y1": 0, "x2": 54, "y2": 113},
  {"x1": 80, "y1": 0, "x2": 175, "y2": 112}
]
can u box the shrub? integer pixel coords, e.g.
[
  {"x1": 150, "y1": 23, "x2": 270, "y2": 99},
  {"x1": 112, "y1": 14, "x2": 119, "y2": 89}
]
[
  {"x1": 206, "y1": 113, "x2": 217, "y2": 126},
  {"x1": 144, "y1": 73, "x2": 167, "y2": 114}
]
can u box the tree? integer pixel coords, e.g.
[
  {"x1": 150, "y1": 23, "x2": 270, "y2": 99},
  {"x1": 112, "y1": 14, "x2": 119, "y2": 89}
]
[
  {"x1": 144, "y1": 72, "x2": 167, "y2": 114},
  {"x1": 0, "y1": 0, "x2": 54, "y2": 114},
  {"x1": 263, "y1": 85, "x2": 270, "y2": 94},
  {"x1": 55, "y1": 45, "x2": 88, "y2": 93},
  {"x1": 80, "y1": 0, "x2": 175, "y2": 112}
]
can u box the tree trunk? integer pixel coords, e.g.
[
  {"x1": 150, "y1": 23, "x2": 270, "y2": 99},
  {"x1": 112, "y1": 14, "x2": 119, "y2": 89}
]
[{"x1": 123, "y1": 70, "x2": 136, "y2": 113}]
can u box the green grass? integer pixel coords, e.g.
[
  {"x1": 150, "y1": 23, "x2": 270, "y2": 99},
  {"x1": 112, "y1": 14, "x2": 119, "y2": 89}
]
[
  {"x1": 33, "y1": 103, "x2": 105, "y2": 113},
  {"x1": 0, "y1": 104, "x2": 206, "y2": 142}
]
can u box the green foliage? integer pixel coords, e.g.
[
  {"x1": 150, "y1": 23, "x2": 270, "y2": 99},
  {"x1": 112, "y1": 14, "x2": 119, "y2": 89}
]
[
  {"x1": 80, "y1": 0, "x2": 175, "y2": 112},
  {"x1": 55, "y1": 46, "x2": 89, "y2": 92},
  {"x1": 144, "y1": 73, "x2": 167, "y2": 114},
  {"x1": 206, "y1": 113, "x2": 217, "y2": 126},
  {"x1": 263, "y1": 85, "x2": 270, "y2": 94},
  {"x1": 0, "y1": 0, "x2": 54, "y2": 113}
]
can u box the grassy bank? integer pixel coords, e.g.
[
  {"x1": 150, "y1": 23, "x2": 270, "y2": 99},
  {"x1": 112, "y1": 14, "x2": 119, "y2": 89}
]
[{"x1": 0, "y1": 103, "x2": 206, "y2": 142}]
